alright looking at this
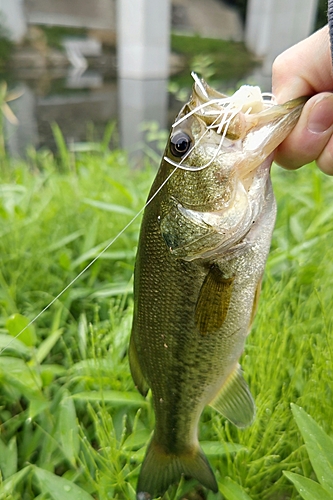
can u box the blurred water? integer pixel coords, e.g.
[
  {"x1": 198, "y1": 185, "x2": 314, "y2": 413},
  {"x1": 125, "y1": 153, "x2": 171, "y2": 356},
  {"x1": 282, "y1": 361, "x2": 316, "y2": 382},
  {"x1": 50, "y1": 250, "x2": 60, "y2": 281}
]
[
  {"x1": 2, "y1": 63, "x2": 268, "y2": 163},
  {"x1": 2, "y1": 66, "x2": 182, "y2": 163}
]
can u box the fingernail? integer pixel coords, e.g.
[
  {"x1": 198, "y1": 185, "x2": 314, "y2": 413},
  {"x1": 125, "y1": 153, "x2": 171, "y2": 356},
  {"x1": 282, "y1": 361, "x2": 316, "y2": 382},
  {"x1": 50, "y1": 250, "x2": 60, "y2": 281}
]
[{"x1": 307, "y1": 95, "x2": 333, "y2": 133}]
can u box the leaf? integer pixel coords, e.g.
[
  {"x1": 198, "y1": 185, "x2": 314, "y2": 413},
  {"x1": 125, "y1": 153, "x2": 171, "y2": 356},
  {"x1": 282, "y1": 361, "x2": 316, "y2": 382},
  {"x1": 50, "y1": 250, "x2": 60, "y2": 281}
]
[
  {"x1": 69, "y1": 142, "x2": 102, "y2": 153},
  {"x1": 34, "y1": 466, "x2": 94, "y2": 500},
  {"x1": 29, "y1": 397, "x2": 50, "y2": 420},
  {"x1": 78, "y1": 313, "x2": 87, "y2": 360},
  {"x1": 123, "y1": 429, "x2": 151, "y2": 450},
  {"x1": 5, "y1": 313, "x2": 37, "y2": 347},
  {"x1": 0, "y1": 437, "x2": 17, "y2": 479},
  {"x1": 71, "y1": 390, "x2": 147, "y2": 407},
  {"x1": 218, "y1": 476, "x2": 253, "y2": 500},
  {"x1": 90, "y1": 283, "x2": 131, "y2": 298},
  {"x1": 0, "y1": 333, "x2": 31, "y2": 358},
  {"x1": 55, "y1": 391, "x2": 80, "y2": 466},
  {"x1": 52, "y1": 123, "x2": 69, "y2": 168},
  {"x1": 35, "y1": 328, "x2": 64, "y2": 365},
  {"x1": 82, "y1": 198, "x2": 134, "y2": 215},
  {"x1": 284, "y1": 472, "x2": 333, "y2": 500},
  {"x1": 0, "y1": 356, "x2": 42, "y2": 397},
  {"x1": 201, "y1": 441, "x2": 245, "y2": 457},
  {"x1": 125, "y1": 482, "x2": 137, "y2": 500},
  {"x1": 40, "y1": 364, "x2": 67, "y2": 386},
  {"x1": 101, "y1": 121, "x2": 116, "y2": 151},
  {"x1": 291, "y1": 404, "x2": 333, "y2": 495},
  {"x1": 0, "y1": 466, "x2": 32, "y2": 497},
  {"x1": 46, "y1": 230, "x2": 84, "y2": 253}
]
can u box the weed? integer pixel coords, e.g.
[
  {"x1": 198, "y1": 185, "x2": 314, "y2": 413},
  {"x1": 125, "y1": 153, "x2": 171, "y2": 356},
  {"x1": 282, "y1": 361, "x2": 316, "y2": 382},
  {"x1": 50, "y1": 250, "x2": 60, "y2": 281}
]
[{"x1": 0, "y1": 126, "x2": 332, "y2": 499}]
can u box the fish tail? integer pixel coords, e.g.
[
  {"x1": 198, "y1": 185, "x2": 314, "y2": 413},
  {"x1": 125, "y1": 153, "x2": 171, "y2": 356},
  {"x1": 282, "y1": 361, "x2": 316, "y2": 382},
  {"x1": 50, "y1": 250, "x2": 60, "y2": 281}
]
[{"x1": 136, "y1": 435, "x2": 218, "y2": 499}]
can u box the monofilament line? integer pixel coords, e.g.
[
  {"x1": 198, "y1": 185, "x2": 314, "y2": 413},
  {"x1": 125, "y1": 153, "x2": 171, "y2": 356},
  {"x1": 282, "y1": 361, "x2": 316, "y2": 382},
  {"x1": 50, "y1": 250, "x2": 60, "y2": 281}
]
[{"x1": 0, "y1": 166, "x2": 180, "y2": 356}]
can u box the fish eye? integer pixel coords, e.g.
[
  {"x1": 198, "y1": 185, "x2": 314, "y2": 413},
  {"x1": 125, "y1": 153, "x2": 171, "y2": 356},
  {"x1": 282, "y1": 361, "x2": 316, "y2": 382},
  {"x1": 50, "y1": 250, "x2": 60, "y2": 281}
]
[{"x1": 170, "y1": 132, "x2": 191, "y2": 158}]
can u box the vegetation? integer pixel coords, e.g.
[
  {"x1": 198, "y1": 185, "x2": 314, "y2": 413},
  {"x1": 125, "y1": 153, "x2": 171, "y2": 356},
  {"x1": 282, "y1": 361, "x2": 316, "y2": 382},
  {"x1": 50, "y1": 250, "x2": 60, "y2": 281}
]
[
  {"x1": 0, "y1": 117, "x2": 332, "y2": 500},
  {"x1": 0, "y1": 23, "x2": 13, "y2": 70},
  {"x1": 170, "y1": 34, "x2": 257, "y2": 86},
  {"x1": 40, "y1": 26, "x2": 88, "y2": 51}
]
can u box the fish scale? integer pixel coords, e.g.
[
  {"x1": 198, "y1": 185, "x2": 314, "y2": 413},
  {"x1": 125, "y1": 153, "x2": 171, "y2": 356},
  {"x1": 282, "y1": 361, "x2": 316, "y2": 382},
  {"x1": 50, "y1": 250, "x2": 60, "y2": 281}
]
[{"x1": 129, "y1": 76, "x2": 306, "y2": 499}]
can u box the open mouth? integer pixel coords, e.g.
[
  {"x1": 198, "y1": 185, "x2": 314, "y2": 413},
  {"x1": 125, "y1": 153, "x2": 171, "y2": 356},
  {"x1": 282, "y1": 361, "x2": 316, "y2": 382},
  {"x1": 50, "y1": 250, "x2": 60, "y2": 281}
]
[{"x1": 164, "y1": 74, "x2": 306, "y2": 174}]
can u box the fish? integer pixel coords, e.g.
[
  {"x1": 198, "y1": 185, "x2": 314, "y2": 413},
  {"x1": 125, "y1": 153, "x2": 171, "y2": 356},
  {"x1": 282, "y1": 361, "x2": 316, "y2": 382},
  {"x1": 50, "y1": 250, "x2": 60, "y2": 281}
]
[{"x1": 129, "y1": 75, "x2": 306, "y2": 499}]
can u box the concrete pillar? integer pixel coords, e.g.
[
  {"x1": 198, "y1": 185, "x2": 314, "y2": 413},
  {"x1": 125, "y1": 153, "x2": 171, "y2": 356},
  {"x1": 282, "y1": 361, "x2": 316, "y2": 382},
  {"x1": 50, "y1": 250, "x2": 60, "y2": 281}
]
[
  {"x1": 0, "y1": 0, "x2": 27, "y2": 42},
  {"x1": 117, "y1": 0, "x2": 171, "y2": 162},
  {"x1": 245, "y1": 0, "x2": 319, "y2": 70},
  {"x1": 116, "y1": 0, "x2": 171, "y2": 79},
  {"x1": 5, "y1": 84, "x2": 39, "y2": 157},
  {"x1": 118, "y1": 78, "x2": 168, "y2": 165}
]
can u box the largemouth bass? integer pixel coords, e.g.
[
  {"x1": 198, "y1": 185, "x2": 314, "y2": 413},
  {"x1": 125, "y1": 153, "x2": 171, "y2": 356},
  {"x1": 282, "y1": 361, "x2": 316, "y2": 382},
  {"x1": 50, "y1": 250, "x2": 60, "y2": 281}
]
[{"x1": 129, "y1": 75, "x2": 305, "y2": 499}]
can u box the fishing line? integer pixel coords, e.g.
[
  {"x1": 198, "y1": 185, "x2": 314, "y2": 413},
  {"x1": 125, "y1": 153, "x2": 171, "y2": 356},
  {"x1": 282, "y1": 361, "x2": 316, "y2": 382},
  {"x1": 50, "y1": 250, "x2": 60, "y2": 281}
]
[
  {"x1": 0, "y1": 163, "x2": 182, "y2": 356},
  {"x1": 0, "y1": 79, "x2": 276, "y2": 355},
  {"x1": 0, "y1": 99, "x2": 215, "y2": 355}
]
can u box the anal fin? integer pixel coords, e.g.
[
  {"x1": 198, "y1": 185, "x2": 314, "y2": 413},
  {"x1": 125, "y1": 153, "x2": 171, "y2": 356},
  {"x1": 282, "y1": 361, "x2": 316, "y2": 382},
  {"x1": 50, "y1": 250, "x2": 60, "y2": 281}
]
[
  {"x1": 209, "y1": 364, "x2": 255, "y2": 428},
  {"x1": 129, "y1": 334, "x2": 149, "y2": 397}
]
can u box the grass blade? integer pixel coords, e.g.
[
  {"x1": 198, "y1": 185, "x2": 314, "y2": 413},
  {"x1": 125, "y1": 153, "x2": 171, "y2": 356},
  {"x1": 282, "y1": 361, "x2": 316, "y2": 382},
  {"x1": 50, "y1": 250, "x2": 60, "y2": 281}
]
[
  {"x1": 201, "y1": 441, "x2": 245, "y2": 457},
  {"x1": 0, "y1": 466, "x2": 32, "y2": 497},
  {"x1": 0, "y1": 437, "x2": 17, "y2": 479},
  {"x1": 55, "y1": 391, "x2": 80, "y2": 466},
  {"x1": 34, "y1": 466, "x2": 94, "y2": 500},
  {"x1": 219, "y1": 476, "x2": 253, "y2": 500},
  {"x1": 35, "y1": 328, "x2": 64, "y2": 365},
  {"x1": 82, "y1": 198, "x2": 135, "y2": 215},
  {"x1": 0, "y1": 334, "x2": 30, "y2": 359},
  {"x1": 284, "y1": 472, "x2": 333, "y2": 500},
  {"x1": 71, "y1": 390, "x2": 147, "y2": 407},
  {"x1": 291, "y1": 404, "x2": 333, "y2": 495}
]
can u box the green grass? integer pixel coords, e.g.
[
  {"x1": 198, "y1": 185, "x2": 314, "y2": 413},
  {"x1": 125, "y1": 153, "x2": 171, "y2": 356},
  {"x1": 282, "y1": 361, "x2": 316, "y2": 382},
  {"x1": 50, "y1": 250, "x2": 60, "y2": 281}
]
[{"x1": 0, "y1": 126, "x2": 333, "y2": 499}]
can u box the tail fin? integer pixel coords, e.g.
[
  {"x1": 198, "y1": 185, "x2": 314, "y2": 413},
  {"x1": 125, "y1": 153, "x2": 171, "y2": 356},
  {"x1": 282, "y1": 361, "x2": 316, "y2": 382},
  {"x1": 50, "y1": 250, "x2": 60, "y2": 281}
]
[{"x1": 136, "y1": 435, "x2": 218, "y2": 499}]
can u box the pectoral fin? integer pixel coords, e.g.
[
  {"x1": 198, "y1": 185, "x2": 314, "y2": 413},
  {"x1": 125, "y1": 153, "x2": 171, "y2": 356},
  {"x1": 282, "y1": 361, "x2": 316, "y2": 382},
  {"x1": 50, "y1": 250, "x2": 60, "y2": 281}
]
[
  {"x1": 129, "y1": 334, "x2": 149, "y2": 397},
  {"x1": 249, "y1": 278, "x2": 262, "y2": 327},
  {"x1": 209, "y1": 364, "x2": 255, "y2": 428},
  {"x1": 195, "y1": 265, "x2": 234, "y2": 335}
]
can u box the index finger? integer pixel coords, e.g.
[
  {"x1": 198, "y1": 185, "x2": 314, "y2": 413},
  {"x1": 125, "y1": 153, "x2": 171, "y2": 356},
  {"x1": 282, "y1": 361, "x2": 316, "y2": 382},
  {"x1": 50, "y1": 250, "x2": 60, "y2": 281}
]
[{"x1": 272, "y1": 26, "x2": 333, "y2": 103}]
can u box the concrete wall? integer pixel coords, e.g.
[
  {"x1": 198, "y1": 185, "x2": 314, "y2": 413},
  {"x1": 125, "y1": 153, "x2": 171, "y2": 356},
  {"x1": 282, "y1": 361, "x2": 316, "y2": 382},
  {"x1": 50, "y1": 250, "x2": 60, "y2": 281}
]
[
  {"x1": 0, "y1": 0, "x2": 27, "y2": 41},
  {"x1": 245, "y1": 0, "x2": 319, "y2": 71},
  {"x1": 25, "y1": 0, "x2": 115, "y2": 30},
  {"x1": 117, "y1": 0, "x2": 171, "y2": 79}
]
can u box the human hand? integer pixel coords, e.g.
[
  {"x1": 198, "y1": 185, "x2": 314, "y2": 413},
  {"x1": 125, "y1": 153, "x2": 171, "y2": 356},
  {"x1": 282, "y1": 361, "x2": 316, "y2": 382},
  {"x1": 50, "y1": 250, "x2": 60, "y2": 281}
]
[{"x1": 272, "y1": 25, "x2": 333, "y2": 175}]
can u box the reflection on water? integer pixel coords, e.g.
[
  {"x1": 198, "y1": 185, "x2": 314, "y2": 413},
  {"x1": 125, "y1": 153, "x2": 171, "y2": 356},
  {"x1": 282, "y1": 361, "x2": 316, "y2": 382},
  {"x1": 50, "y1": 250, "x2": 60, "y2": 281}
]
[
  {"x1": 3, "y1": 68, "x2": 176, "y2": 162},
  {"x1": 118, "y1": 78, "x2": 169, "y2": 164},
  {"x1": 3, "y1": 64, "x2": 268, "y2": 162}
]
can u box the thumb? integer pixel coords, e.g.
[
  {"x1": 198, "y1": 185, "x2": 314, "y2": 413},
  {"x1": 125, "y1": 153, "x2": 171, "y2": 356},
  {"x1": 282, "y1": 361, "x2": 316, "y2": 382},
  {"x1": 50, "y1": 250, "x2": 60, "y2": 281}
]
[{"x1": 274, "y1": 93, "x2": 333, "y2": 175}]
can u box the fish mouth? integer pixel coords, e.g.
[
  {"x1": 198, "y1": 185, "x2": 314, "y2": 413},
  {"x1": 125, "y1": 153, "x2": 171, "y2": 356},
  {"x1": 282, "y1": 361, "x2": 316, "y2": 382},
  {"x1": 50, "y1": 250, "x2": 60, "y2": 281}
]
[
  {"x1": 236, "y1": 96, "x2": 307, "y2": 178},
  {"x1": 168, "y1": 76, "x2": 307, "y2": 174}
]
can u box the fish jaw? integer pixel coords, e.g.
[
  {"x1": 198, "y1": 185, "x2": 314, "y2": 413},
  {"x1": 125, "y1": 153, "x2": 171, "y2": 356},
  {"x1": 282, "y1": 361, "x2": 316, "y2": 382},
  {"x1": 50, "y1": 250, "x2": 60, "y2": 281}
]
[
  {"x1": 131, "y1": 78, "x2": 306, "y2": 498},
  {"x1": 163, "y1": 88, "x2": 306, "y2": 213},
  {"x1": 237, "y1": 97, "x2": 307, "y2": 179}
]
